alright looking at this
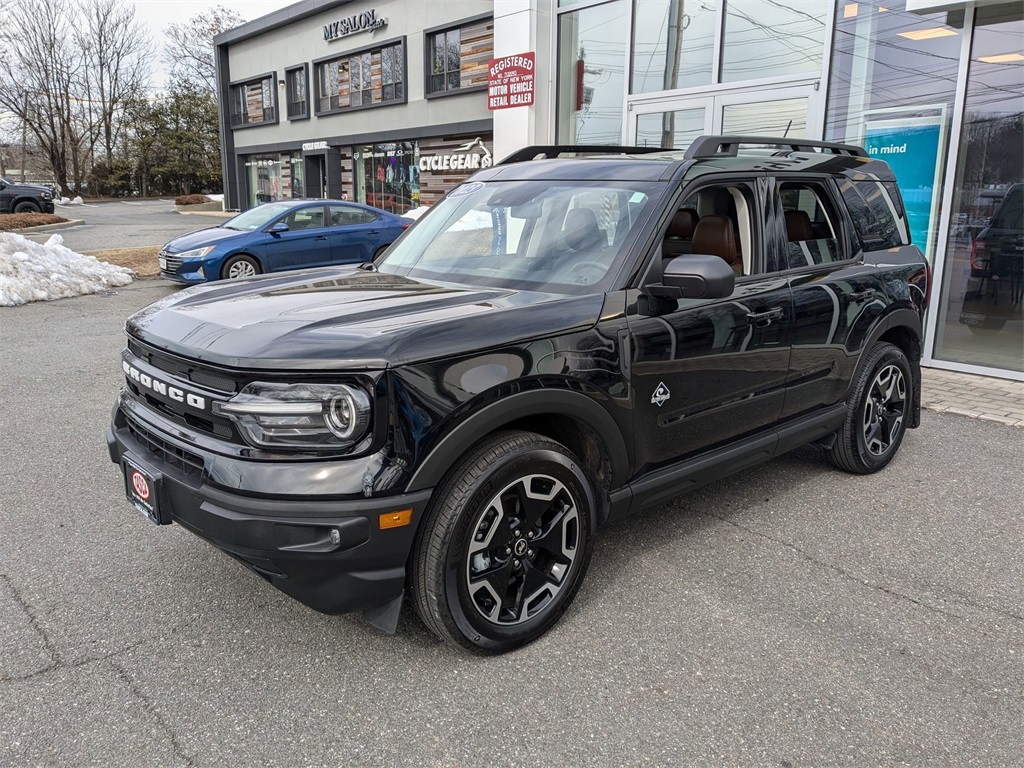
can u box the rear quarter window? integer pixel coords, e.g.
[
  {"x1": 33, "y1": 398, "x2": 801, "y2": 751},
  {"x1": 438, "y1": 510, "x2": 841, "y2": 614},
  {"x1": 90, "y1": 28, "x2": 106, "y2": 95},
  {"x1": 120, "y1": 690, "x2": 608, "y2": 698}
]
[{"x1": 837, "y1": 179, "x2": 909, "y2": 250}]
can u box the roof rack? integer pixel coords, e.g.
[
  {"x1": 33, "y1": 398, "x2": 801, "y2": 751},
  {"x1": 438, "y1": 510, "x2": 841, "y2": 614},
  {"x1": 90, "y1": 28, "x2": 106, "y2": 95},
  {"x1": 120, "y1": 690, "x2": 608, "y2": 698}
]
[
  {"x1": 499, "y1": 145, "x2": 668, "y2": 165},
  {"x1": 684, "y1": 135, "x2": 868, "y2": 160}
]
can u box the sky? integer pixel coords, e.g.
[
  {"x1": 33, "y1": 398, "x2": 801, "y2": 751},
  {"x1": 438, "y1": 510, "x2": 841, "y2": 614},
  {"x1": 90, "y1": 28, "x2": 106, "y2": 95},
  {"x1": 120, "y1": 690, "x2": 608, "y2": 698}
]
[{"x1": 130, "y1": 0, "x2": 296, "y2": 85}]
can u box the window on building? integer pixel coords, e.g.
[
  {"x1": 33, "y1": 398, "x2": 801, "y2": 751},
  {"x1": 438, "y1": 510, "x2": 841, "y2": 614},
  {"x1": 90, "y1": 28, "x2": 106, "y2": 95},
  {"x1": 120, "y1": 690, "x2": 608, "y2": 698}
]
[
  {"x1": 316, "y1": 40, "x2": 406, "y2": 114},
  {"x1": 230, "y1": 75, "x2": 276, "y2": 127},
  {"x1": 286, "y1": 65, "x2": 308, "y2": 120},
  {"x1": 427, "y1": 19, "x2": 493, "y2": 95}
]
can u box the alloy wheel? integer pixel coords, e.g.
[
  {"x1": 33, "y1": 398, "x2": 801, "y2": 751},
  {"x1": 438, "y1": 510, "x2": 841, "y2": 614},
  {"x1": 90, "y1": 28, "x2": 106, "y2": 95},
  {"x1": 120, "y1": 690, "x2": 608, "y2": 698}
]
[
  {"x1": 862, "y1": 363, "x2": 906, "y2": 456},
  {"x1": 464, "y1": 473, "x2": 580, "y2": 625},
  {"x1": 228, "y1": 260, "x2": 257, "y2": 279}
]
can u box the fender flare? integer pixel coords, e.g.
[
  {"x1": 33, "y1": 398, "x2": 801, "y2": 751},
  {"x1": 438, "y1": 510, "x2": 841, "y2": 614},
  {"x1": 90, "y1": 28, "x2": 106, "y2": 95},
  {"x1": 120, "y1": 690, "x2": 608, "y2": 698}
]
[
  {"x1": 850, "y1": 306, "x2": 924, "y2": 426},
  {"x1": 405, "y1": 388, "x2": 630, "y2": 492}
]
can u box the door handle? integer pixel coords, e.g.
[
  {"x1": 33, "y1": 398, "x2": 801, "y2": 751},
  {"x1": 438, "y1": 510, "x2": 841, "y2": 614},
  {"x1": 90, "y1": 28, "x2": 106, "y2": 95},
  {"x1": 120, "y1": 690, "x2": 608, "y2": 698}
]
[
  {"x1": 368, "y1": 230, "x2": 380, "y2": 235},
  {"x1": 849, "y1": 289, "x2": 877, "y2": 303},
  {"x1": 746, "y1": 307, "x2": 783, "y2": 326},
  {"x1": 315, "y1": 235, "x2": 328, "y2": 241}
]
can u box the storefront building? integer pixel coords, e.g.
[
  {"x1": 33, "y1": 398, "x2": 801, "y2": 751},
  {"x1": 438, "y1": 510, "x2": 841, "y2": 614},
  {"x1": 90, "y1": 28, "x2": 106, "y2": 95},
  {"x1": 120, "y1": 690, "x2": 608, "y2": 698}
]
[
  {"x1": 215, "y1": 0, "x2": 495, "y2": 215},
  {"x1": 494, "y1": 0, "x2": 1022, "y2": 379}
]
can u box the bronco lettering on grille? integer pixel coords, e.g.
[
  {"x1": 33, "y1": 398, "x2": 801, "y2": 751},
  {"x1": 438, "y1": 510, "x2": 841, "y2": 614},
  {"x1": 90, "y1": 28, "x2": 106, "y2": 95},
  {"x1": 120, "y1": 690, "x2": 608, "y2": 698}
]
[{"x1": 122, "y1": 361, "x2": 207, "y2": 410}]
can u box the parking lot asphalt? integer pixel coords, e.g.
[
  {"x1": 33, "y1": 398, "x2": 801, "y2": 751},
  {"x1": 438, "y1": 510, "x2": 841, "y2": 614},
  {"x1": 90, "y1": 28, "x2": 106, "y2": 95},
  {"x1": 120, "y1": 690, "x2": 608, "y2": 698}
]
[
  {"x1": 1, "y1": 280, "x2": 1022, "y2": 767},
  {"x1": 21, "y1": 199, "x2": 228, "y2": 252}
]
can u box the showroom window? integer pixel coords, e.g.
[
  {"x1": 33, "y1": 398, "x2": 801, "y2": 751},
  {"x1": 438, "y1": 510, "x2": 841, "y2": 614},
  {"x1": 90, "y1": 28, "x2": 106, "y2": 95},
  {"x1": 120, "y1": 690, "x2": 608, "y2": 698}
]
[
  {"x1": 286, "y1": 65, "x2": 309, "y2": 120},
  {"x1": 631, "y1": 0, "x2": 717, "y2": 94},
  {"x1": 230, "y1": 74, "x2": 276, "y2": 127},
  {"x1": 556, "y1": 0, "x2": 628, "y2": 143},
  {"x1": 315, "y1": 39, "x2": 406, "y2": 114},
  {"x1": 426, "y1": 17, "x2": 493, "y2": 95}
]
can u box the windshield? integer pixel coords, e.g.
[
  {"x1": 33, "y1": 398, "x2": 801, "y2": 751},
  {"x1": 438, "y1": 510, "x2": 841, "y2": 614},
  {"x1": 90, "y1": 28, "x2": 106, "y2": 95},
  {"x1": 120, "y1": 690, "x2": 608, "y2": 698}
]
[
  {"x1": 377, "y1": 179, "x2": 662, "y2": 293},
  {"x1": 223, "y1": 202, "x2": 292, "y2": 231}
]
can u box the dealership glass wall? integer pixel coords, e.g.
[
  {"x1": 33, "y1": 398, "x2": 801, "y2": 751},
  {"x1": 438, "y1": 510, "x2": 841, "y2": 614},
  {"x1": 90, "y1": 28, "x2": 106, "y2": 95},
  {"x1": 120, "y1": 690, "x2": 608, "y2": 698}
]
[
  {"x1": 244, "y1": 152, "x2": 304, "y2": 208},
  {"x1": 932, "y1": 5, "x2": 1023, "y2": 373},
  {"x1": 550, "y1": 0, "x2": 1023, "y2": 377}
]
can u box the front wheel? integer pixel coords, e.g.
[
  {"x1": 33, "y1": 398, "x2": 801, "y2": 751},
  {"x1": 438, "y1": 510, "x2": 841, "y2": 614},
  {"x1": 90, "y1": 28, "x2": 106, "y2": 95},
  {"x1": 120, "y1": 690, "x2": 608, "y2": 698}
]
[
  {"x1": 220, "y1": 254, "x2": 261, "y2": 280},
  {"x1": 827, "y1": 341, "x2": 912, "y2": 474},
  {"x1": 411, "y1": 431, "x2": 595, "y2": 653},
  {"x1": 14, "y1": 200, "x2": 41, "y2": 214}
]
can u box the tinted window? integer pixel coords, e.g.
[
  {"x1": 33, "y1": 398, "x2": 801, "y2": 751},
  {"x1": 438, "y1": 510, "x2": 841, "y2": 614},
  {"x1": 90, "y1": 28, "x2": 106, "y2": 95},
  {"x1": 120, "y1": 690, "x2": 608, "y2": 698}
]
[
  {"x1": 779, "y1": 182, "x2": 843, "y2": 268},
  {"x1": 837, "y1": 179, "x2": 909, "y2": 250},
  {"x1": 330, "y1": 206, "x2": 379, "y2": 226},
  {"x1": 282, "y1": 207, "x2": 324, "y2": 230}
]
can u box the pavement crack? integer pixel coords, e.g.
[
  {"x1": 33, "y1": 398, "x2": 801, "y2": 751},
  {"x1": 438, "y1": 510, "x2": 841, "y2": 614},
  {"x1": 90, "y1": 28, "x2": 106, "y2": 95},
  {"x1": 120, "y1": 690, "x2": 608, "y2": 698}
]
[
  {"x1": 0, "y1": 573, "x2": 62, "y2": 667},
  {"x1": 109, "y1": 659, "x2": 196, "y2": 767},
  {"x1": 699, "y1": 512, "x2": 1003, "y2": 623}
]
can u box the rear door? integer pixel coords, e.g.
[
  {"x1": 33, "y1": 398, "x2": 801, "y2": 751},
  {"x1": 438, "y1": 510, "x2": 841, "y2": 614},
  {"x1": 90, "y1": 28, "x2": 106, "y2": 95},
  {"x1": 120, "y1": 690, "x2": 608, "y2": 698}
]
[
  {"x1": 773, "y1": 176, "x2": 891, "y2": 419},
  {"x1": 264, "y1": 204, "x2": 330, "y2": 271},
  {"x1": 628, "y1": 176, "x2": 794, "y2": 471},
  {"x1": 327, "y1": 204, "x2": 388, "y2": 264}
]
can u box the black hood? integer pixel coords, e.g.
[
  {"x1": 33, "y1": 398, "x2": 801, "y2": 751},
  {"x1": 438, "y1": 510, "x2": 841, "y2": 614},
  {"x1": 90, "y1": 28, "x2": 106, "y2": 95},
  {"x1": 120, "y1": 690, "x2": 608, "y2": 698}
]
[{"x1": 127, "y1": 268, "x2": 605, "y2": 370}]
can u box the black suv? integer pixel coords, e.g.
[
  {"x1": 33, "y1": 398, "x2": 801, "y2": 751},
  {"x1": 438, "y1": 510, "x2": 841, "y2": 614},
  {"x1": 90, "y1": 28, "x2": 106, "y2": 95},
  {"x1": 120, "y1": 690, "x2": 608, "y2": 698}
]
[
  {"x1": 0, "y1": 176, "x2": 55, "y2": 214},
  {"x1": 107, "y1": 136, "x2": 929, "y2": 653}
]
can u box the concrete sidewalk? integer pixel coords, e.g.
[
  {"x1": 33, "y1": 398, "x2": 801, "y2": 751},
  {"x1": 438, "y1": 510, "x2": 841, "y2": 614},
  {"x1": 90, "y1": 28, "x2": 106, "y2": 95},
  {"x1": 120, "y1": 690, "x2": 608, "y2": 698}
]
[{"x1": 921, "y1": 366, "x2": 1024, "y2": 427}]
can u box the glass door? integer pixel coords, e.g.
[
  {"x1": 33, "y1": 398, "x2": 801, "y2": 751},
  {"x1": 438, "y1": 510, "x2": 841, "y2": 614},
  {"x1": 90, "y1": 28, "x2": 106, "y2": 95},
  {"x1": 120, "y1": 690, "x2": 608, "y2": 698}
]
[{"x1": 627, "y1": 81, "x2": 824, "y2": 149}]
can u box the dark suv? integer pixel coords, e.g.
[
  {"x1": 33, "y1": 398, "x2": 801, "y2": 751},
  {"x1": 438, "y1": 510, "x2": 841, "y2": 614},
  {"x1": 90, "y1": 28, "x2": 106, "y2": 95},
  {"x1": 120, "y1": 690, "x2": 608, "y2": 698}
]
[
  {"x1": 107, "y1": 136, "x2": 929, "y2": 653},
  {"x1": 0, "y1": 176, "x2": 55, "y2": 214}
]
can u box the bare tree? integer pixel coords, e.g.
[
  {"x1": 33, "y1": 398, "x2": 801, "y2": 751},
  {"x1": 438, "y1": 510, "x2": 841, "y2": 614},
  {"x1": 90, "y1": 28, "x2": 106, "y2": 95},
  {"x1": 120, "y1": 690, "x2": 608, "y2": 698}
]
[
  {"x1": 0, "y1": 0, "x2": 152, "y2": 193},
  {"x1": 163, "y1": 6, "x2": 245, "y2": 93},
  {"x1": 78, "y1": 0, "x2": 153, "y2": 161}
]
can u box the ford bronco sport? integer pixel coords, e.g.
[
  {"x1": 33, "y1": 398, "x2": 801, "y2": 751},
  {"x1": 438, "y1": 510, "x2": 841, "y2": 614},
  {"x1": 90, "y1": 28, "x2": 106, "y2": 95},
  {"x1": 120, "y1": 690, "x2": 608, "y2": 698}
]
[{"x1": 107, "y1": 135, "x2": 930, "y2": 653}]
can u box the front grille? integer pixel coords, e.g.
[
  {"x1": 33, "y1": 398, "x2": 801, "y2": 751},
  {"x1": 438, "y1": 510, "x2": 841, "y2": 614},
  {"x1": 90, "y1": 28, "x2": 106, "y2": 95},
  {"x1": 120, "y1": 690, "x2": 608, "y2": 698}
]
[
  {"x1": 126, "y1": 416, "x2": 204, "y2": 479},
  {"x1": 160, "y1": 250, "x2": 183, "y2": 273},
  {"x1": 127, "y1": 339, "x2": 240, "y2": 393}
]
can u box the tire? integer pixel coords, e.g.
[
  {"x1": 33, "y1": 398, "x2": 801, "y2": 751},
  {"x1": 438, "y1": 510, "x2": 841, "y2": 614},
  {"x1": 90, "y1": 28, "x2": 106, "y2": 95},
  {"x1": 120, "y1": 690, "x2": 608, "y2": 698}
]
[
  {"x1": 221, "y1": 254, "x2": 261, "y2": 280},
  {"x1": 827, "y1": 342, "x2": 912, "y2": 474},
  {"x1": 373, "y1": 246, "x2": 388, "y2": 260},
  {"x1": 411, "y1": 430, "x2": 595, "y2": 654},
  {"x1": 14, "y1": 200, "x2": 41, "y2": 214}
]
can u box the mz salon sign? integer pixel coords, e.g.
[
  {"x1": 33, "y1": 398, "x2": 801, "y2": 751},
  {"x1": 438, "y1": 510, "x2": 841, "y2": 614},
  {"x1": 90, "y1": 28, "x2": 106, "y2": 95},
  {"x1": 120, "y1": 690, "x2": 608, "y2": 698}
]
[{"x1": 323, "y1": 9, "x2": 387, "y2": 42}]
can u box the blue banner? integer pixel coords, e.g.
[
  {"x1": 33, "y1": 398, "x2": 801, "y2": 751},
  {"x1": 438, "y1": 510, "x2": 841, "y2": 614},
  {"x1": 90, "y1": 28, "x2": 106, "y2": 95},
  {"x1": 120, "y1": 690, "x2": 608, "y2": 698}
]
[{"x1": 864, "y1": 116, "x2": 944, "y2": 257}]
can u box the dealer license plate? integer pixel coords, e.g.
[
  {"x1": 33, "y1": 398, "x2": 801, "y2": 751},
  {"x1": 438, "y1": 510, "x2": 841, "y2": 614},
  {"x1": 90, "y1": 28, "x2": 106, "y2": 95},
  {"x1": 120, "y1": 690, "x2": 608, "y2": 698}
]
[{"x1": 122, "y1": 455, "x2": 168, "y2": 525}]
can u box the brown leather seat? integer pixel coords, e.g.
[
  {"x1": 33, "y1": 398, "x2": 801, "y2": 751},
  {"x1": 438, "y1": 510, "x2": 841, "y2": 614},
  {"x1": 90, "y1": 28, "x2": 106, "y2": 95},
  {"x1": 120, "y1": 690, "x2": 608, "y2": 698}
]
[
  {"x1": 692, "y1": 215, "x2": 743, "y2": 275},
  {"x1": 785, "y1": 209, "x2": 815, "y2": 242},
  {"x1": 662, "y1": 208, "x2": 700, "y2": 257},
  {"x1": 563, "y1": 208, "x2": 605, "y2": 252}
]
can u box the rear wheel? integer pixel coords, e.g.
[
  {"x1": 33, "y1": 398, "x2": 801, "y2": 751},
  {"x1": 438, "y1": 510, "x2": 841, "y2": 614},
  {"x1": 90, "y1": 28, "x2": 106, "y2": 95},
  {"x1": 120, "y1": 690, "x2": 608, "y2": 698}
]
[
  {"x1": 221, "y1": 254, "x2": 261, "y2": 280},
  {"x1": 411, "y1": 431, "x2": 595, "y2": 653},
  {"x1": 14, "y1": 200, "x2": 41, "y2": 214},
  {"x1": 827, "y1": 342, "x2": 911, "y2": 474}
]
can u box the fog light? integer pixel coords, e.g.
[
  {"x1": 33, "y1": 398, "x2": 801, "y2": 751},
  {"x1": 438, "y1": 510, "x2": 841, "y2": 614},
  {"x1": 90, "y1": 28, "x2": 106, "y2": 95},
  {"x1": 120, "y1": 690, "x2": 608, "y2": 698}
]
[{"x1": 329, "y1": 528, "x2": 342, "y2": 545}]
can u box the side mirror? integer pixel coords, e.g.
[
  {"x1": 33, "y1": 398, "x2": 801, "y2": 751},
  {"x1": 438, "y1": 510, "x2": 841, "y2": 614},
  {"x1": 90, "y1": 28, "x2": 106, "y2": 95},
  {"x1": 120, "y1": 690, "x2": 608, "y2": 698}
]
[
  {"x1": 647, "y1": 254, "x2": 735, "y2": 300},
  {"x1": 0, "y1": 181, "x2": 6, "y2": 190},
  {"x1": 269, "y1": 222, "x2": 289, "y2": 233}
]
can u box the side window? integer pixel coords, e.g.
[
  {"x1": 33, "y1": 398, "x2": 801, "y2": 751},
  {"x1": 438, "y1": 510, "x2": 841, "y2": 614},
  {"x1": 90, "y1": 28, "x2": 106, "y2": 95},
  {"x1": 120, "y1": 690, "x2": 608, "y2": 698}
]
[
  {"x1": 283, "y1": 207, "x2": 324, "y2": 230},
  {"x1": 778, "y1": 182, "x2": 843, "y2": 268},
  {"x1": 330, "y1": 206, "x2": 379, "y2": 226},
  {"x1": 837, "y1": 179, "x2": 909, "y2": 250},
  {"x1": 661, "y1": 185, "x2": 753, "y2": 277}
]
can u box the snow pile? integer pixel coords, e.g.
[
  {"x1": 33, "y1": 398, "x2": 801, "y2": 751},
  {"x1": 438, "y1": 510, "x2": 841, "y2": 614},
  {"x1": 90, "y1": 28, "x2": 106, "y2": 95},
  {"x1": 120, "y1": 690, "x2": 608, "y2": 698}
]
[
  {"x1": 207, "y1": 194, "x2": 225, "y2": 202},
  {"x1": 55, "y1": 196, "x2": 84, "y2": 206},
  {"x1": 0, "y1": 232, "x2": 133, "y2": 307},
  {"x1": 402, "y1": 206, "x2": 430, "y2": 220}
]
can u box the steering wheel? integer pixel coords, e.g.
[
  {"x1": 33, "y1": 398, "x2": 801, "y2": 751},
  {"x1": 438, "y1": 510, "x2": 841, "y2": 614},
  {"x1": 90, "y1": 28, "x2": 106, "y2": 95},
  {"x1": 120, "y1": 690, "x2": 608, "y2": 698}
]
[{"x1": 570, "y1": 260, "x2": 607, "y2": 275}]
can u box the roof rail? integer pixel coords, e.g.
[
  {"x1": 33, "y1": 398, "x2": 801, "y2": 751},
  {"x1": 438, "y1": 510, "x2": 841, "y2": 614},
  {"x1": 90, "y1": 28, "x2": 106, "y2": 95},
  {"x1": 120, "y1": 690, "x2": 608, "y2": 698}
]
[
  {"x1": 499, "y1": 145, "x2": 668, "y2": 165},
  {"x1": 684, "y1": 135, "x2": 868, "y2": 160}
]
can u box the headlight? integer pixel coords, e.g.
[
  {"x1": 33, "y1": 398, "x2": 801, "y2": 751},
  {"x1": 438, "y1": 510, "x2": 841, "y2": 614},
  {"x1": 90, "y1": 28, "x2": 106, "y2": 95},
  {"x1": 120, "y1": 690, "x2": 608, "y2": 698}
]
[
  {"x1": 176, "y1": 246, "x2": 215, "y2": 260},
  {"x1": 40, "y1": 191, "x2": 52, "y2": 200},
  {"x1": 213, "y1": 382, "x2": 371, "y2": 451}
]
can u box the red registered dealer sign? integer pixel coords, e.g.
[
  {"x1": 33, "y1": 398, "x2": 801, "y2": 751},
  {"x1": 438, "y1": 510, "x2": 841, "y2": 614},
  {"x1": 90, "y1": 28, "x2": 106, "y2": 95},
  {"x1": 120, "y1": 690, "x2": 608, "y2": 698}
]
[{"x1": 487, "y1": 52, "x2": 535, "y2": 110}]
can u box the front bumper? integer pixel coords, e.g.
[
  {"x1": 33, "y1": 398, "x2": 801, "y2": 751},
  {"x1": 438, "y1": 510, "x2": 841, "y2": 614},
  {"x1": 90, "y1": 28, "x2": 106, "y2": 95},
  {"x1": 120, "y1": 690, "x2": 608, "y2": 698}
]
[{"x1": 107, "y1": 406, "x2": 431, "y2": 618}]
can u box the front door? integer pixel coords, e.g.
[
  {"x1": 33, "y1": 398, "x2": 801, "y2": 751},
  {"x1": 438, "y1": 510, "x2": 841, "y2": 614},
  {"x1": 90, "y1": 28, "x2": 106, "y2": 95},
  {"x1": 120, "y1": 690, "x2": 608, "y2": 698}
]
[
  {"x1": 627, "y1": 177, "x2": 793, "y2": 473},
  {"x1": 264, "y1": 204, "x2": 330, "y2": 271},
  {"x1": 628, "y1": 81, "x2": 823, "y2": 149}
]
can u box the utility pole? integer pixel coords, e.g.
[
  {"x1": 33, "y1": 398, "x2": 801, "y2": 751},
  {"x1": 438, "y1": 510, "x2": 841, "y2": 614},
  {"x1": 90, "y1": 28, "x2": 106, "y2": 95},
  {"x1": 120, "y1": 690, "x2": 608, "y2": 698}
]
[{"x1": 20, "y1": 91, "x2": 28, "y2": 182}]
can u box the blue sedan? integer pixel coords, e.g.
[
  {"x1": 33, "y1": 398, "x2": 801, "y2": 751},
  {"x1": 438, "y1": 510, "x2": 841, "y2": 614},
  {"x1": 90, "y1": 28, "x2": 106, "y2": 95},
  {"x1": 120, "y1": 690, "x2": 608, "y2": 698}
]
[{"x1": 159, "y1": 200, "x2": 411, "y2": 283}]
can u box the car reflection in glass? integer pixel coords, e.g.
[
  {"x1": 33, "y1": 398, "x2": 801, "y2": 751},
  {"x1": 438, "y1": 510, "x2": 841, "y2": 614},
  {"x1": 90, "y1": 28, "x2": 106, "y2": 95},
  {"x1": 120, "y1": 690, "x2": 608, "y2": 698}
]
[
  {"x1": 960, "y1": 182, "x2": 1024, "y2": 332},
  {"x1": 158, "y1": 199, "x2": 412, "y2": 284}
]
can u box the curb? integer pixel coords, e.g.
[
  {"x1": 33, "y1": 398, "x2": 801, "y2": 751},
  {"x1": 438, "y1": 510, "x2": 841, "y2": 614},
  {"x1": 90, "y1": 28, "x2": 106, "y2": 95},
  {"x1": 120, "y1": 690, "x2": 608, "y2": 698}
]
[
  {"x1": 5, "y1": 219, "x2": 85, "y2": 234},
  {"x1": 176, "y1": 209, "x2": 233, "y2": 217}
]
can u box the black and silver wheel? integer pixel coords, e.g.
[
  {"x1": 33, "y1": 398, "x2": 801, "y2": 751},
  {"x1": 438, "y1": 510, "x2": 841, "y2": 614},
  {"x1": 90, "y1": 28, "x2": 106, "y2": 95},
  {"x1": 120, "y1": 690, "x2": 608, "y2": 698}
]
[
  {"x1": 827, "y1": 341, "x2": 911, "y2": 474},
  {"x1": 14, "y1": 200, "x2": 41, "y2": 214},
  {"x1": 221, "y1": 254, "x2": 261, "y2": 280},
  {"x1": 411, "y1": 430, "x2": 594, "y2": 653}
]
